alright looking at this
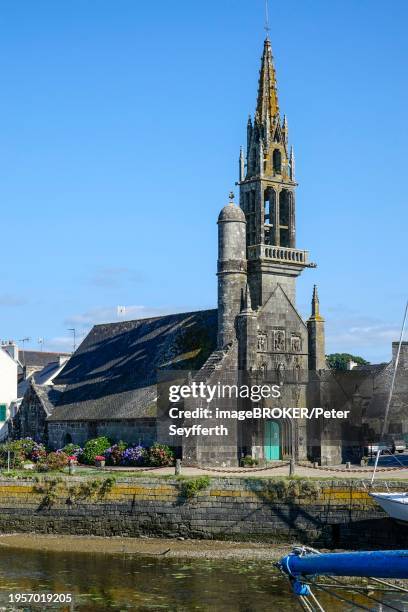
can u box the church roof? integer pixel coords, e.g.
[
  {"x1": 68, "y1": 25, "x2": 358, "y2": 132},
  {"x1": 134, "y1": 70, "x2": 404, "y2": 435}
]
[{"x1": 47, "y1": 309, "x2": 217, "y2": 421}]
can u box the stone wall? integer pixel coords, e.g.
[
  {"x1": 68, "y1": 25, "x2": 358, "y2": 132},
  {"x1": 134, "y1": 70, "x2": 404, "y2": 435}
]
[
  {"x1": 0, "y1": 476, "x2": 406, "y2": 548},
  {"x1": 47, "y1": 419, "x2": 156, "y2": 449}
]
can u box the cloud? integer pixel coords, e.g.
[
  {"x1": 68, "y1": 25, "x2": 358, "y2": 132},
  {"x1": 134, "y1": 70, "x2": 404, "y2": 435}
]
[
  {"x1": 88, "y1": 267, "x2": 145, "y2": 288},
  {"x1": 64, "y1": 305, "x2": 176, "y2": 331},
  {"x1": 325, "y1": 313, "x2": 402, "y2": 363},
  {"x1": 0, "y1": 294, "x2": 27, "y2": 306}
]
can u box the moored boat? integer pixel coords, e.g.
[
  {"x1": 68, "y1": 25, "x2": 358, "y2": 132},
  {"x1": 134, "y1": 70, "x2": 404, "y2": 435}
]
[{"x1": 370, "y1": 491, "x2": 408, "y2": 522}]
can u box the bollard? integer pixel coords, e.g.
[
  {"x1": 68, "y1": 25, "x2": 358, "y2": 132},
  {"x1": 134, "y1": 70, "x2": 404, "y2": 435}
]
[
  {"x1": 175, "y1": 459, "x2": 181, "y2": 475},
  {"x1": 346, "y1": 461, "x2": 351, "y2": 470},
  {"x1": 289, "y1": 458, "x2": 296, "y2": 476},
  {"x1": 68, "y1": 459, "x2": 76, "y2": 475},
  {"x1": 313, "y1": 461, "x2": 319, "y2": 469}
]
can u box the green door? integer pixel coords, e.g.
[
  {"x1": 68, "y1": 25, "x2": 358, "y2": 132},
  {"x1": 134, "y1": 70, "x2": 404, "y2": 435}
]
[{"x1": 264, "y1": 421, "x2": 280, "y2": 460}]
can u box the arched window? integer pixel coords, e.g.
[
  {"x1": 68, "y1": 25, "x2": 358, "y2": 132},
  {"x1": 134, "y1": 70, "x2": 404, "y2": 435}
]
[
  {"x1": 263, "y1": 188, "x2": 276, "y2": 245},
  {"x1": 279, "y1": 190, "x2": 290, "y2": 247},
  {"x1": 273, "y1": 149, "x2": 282, "y2": 174}
]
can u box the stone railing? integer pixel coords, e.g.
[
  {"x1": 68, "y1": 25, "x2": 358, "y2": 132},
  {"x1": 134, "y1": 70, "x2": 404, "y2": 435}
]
[{"x1": 248, "y1": 244, "x2": 312, "y2": 266}]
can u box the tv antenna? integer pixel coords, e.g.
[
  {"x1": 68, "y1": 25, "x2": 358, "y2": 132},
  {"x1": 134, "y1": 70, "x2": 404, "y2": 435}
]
[
  {"x1": 68, "y1": 328, "x2": 77, "y2": 353},
  {"x1": 18, "y1": 337, "x2": 30, "y2": 365}
]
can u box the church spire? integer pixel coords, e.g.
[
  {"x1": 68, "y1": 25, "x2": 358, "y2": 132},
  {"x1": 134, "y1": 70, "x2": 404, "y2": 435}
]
[
  {"x1": 310, "y1": 285, "x2": 324, "y2": 321},
  {"x1": 255, "y1": 38, "x2": 279, "y2": 127}
]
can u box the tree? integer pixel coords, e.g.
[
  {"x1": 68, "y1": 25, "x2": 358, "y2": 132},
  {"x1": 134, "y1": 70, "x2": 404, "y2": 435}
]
[{"x1": 326, "y1": 353, "x2": 370, "y2": 371}]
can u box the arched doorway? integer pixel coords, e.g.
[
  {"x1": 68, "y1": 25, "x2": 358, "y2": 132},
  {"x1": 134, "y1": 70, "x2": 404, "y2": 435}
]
[{"x1": 264, "y1": 420, "x2": 280, "y2": 460}]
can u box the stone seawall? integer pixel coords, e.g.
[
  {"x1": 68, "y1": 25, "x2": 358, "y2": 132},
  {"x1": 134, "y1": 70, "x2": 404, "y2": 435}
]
[{"x1": 0, "y1": 476, "x2": 406, "y2": 548}]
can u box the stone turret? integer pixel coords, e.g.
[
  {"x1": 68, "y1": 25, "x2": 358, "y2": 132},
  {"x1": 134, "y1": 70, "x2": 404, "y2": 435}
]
[
  {"x1": 307, "y1": 285, "x2": 326, "y2": 370},
  {"x1": 217, "y1": 193, "x2": 247, "y2": 348}
]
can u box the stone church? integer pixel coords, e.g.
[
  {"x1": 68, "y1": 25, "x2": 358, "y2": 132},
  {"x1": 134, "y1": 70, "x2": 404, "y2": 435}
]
[{"x1": 13, "y1": 37, "x2": 407, "y2": 466}]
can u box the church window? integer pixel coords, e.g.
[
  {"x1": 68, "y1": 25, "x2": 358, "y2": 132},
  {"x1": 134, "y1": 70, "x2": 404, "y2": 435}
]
[
  {"x1": 264, "y1": 188, "x2": 276, "y2": 245},
  {"x1": 0, "y1": 404, "x2": 6, "y2": 421},
  {"x1": 279, "y1": 190, "x2": 290, "y2": 247},
  {"x1": 273, "y1": 149, "x2": 282, "y2": 173}
]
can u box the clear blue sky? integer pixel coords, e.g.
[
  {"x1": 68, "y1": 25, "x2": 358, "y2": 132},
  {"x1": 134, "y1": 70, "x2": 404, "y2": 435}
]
[{"x1": 0, "y1": 0, "x2": 407, "y2": 363}]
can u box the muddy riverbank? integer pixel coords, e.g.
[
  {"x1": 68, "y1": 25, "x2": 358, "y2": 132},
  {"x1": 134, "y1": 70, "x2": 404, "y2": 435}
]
[{"x1": 0, "y1": 533, "x2": 290, "y2": 560}]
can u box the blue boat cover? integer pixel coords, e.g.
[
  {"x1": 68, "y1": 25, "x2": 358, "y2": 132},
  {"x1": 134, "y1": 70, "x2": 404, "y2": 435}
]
[{"x1": 280, "y1": 550, "x2": 408, "y2": 579}]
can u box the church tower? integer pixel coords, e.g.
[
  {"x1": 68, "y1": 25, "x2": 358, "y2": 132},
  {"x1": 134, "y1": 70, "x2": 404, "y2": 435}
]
[{"x1": 238, "y1": 38, "x2": 315, "y2": 309}]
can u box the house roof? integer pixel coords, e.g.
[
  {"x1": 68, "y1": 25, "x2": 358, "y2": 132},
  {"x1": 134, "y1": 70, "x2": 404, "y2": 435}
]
[
  {"x1": 47, "y1": 309, "x2": 217, "y2": 421},
  {"x1": 34, "y1": 384, "x2": 65, "y2": 417},
  {"x1": 19, "y1": 350, "x2": 70, "y2": 369},
  {"x1": 17, "y1": 359, "x2": 69, "y2": 398}
]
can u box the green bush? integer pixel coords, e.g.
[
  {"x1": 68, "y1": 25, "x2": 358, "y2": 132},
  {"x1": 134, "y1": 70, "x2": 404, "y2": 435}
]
[
  {"x1": 240, "y1": 455, "x2": 259, "y2": 467},
  {"x1": 0, "y1": 439, "x2": 34, "y2": 468},
  {"x1": 80, "y1": 437, "x2": 111, "y2": 465},
  {"x1": 179, "y1": 476, "x2": 210, "y2": 499},
  {"x1": 147, "y1": 443, "x2": 174, "y2": 466}
]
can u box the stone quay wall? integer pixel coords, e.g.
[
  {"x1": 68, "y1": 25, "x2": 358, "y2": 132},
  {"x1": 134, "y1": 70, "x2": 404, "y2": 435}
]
[{"x1": 0, "y1": 476, "x2": 406, "y2": 548}]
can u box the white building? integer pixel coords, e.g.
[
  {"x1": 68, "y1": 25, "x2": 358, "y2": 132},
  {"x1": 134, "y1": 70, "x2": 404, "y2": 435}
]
[{"x1": 0, "y1": 343, "x2": 18, "y2": 437}]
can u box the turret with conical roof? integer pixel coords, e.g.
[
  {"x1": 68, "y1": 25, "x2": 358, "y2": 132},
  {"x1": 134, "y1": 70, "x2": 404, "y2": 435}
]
[{"x1": 217, "y1": 193, "x2": 247, "y2": 349}]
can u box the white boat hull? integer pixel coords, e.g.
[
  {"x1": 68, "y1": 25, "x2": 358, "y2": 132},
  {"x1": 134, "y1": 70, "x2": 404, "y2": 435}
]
[{"x1": 370, "y1": 492, "x2": 408, "y2": 522}]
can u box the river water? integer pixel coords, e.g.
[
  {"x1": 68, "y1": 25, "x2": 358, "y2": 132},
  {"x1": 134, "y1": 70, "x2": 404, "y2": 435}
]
[{"x1": 0, "y1": 548, "x2": 406, "y2": 611}]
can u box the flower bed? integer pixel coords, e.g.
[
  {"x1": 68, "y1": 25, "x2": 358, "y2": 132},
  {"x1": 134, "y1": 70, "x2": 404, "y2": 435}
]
[{"x1": 0, "y1": 437, "x2": 175, "y2": 472}]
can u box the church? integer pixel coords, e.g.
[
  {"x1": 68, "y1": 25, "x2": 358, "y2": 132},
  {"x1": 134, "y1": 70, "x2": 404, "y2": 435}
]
[{"x1": 13, "y1": 37, "x2": 407, "y2": 466}]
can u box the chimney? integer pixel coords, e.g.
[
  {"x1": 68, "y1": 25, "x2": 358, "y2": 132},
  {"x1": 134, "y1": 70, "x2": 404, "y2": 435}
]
[{"x1": 2, "y1": 341, "x2": 19, "y2": 362}]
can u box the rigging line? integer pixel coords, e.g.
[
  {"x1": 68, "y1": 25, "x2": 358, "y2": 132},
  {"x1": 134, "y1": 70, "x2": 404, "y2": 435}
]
[
  {"x1": 327, "y1": 576, "x2": 405, "y2": 612},
  {"x1": 381, "y1": 299, "x2": 408, "y2": 439},
  {"x1": 298, "y1": 594, "x2": 315, "y2": 612},
  {"x1": 310, "y1": 581, "x2": 372, "y2": 611},
  {"x1": 370, "y1": 577, "x2": 408, "y2": 594},
  {"x1": 308, "y1": 588, "x2": 326, "y2": 612}
]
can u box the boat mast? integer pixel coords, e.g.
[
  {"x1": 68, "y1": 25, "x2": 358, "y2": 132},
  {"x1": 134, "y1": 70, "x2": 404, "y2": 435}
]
[{"x1": 380, "y1": 300, "x2": 408, "y2": 439}]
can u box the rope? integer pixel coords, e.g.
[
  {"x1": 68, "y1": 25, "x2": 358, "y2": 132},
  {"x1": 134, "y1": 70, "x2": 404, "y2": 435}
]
[
  {"x1": 297, "y1": 462, "x2": 408, "y2": 473},
  {"x1": 193, "y1": 461, "x2": 290, "y2": 474}
]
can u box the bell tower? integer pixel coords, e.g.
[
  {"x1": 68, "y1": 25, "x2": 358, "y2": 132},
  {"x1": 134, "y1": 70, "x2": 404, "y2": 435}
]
[{"x1": 238, "y1": 38, "x2": 315, "y2": 309}]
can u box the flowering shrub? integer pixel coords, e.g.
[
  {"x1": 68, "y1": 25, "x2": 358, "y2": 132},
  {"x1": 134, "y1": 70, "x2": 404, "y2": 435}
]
[
  {"x1": 147, "y1": 443, "x2": 174, "y2": 467},
  {"x1": 80, "y1": 437, "x2": 111, "y2": 465},
  {"x1": 104, "y1": 443, "x2": 126, "y2": 466},
  {"x1": 36, "y1": 451, "x2": 69, "y2": 472},
  {"x1": 121, "y1": 445, "x2": 146, "y2": 466},
  {"x1": 61, "y1": 443, "x2": 83, "y2": 458},
  {"x1": 30, "y1": 443, "x2": 47, "y2": 463}
]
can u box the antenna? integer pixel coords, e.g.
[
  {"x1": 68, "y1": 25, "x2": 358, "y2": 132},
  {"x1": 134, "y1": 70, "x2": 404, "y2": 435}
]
[
  {"x1": 264, "y1": 0, "x2": 270, "y2": 38},
  {"x1": 68, "y1": 328, "x2": 77, "y2": 353},
  {"x1": 18, "y1": 337, "x2": 30, "y2": 366}
]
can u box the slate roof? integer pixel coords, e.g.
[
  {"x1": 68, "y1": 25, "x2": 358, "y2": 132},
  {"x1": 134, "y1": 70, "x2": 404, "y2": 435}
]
[
  {"x1": 34, "y1": 384, "x2": 65, "y2": 417},
  {"x1": 17, "y1": 359, "x2": 69, "y2": 398},
  {"x1": 19, "y1": 350, "x2": 70, "y2": 368},
  {"x1": 48, "y1": 309, "x2": 217, "y2": 421}
]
